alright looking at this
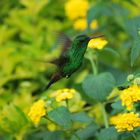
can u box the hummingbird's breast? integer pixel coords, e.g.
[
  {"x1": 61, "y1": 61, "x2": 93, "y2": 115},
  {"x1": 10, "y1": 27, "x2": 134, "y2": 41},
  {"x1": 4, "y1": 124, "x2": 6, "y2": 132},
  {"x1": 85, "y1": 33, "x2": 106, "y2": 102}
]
[{"x1": 62, "y1": 46, "x2": 86, "y2": 76}]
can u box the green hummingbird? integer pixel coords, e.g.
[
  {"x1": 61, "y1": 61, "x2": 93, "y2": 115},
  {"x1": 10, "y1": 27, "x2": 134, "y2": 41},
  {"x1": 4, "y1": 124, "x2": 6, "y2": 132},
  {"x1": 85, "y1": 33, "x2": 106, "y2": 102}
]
[{"x1": 44, "y1": 33, "x2": 103, "y2": 90}]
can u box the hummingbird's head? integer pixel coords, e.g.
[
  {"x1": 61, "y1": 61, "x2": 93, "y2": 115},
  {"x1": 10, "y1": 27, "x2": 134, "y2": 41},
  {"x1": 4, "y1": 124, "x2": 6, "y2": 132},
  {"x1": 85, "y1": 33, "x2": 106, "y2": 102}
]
[
  {"x1": 73, "y1": 35, "x2": 90, "y2": 48},
  {"x1": 75, "y1": 35, "x2": 90, "y2": 43},
  {"x1": 74, "y1": 34, "x2": 104, "y2": 48}
]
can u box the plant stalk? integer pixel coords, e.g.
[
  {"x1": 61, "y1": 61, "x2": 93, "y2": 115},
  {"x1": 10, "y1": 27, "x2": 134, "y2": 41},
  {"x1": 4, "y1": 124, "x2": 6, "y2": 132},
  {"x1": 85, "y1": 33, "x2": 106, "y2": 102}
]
[
  {"x1": 88, "y1": 50, "x2": 98, "y2": 75},
  {"x1": 131, "y1": 133, "x2": 138, "y2": 140},
  {"x1": 88, "y1": 50, "x2": 109, "y2": 128},
  {"x1": 101, "y1": 103, "x2": 109, "y2": 128}
]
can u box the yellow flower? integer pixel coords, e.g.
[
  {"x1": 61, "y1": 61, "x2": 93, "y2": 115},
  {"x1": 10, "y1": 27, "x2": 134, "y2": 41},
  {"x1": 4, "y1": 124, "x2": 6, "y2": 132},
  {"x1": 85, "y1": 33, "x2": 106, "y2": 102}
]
[
  {"x1": 120, "y1": 85, "x2": 140, "y2": 110},
  {"x1": 74, "y1": 18, "x2": 98, "y2": 31},
  {"x1": 88, "y1": 38, "x2": 108, "y2": 49},
  {"x1": 74, "y1": 18, "x2": 87, "y2": 31},
  {"x1": 28, "y1": 99, "x2": 46, "y2": 125},
  {"x1": 65, "y1": 0, "x2": 89, "y2": 20},
  {"x1": 52, "y1": 88, "x2": 76, "y2": 102},
  {"x1": 110, "y1": 112, "x2": 140, "y2": 132},
  {"x1": 90, "y1": 20, "x2": 98, "y2": 30}
]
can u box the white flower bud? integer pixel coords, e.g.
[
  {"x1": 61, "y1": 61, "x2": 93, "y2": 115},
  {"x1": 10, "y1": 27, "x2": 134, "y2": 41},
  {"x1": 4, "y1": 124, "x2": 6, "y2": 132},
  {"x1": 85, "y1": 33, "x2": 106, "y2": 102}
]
[{"x1": 127, "y1": 74, "x2": 134, "y2": 81}]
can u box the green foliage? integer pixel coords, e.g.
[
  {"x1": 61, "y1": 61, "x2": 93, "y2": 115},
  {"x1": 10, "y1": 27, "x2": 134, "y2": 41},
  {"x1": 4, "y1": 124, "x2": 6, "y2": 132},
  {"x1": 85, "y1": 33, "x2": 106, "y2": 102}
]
[
  {"x1": 71, "y1": 112, "x2": 93, "y2": 124},
  {"x1": 111, "y1": 101, "x2": 125, "y2": 113},
  {"x1": 82, "y1": 72, "x2": 116, "y2": 102},
  {"x1": 48, "y1": 106, "x2": 72, "y2": 129},
  {"x1": 71, "y1": 123, "x2": 99, "y2": 140},
  {"x1": 131, "y1": 38, "x2": 140, "y2": 66},
  {"x1": 125, "y1": 16, "x2": 140, "y2": 66},
  {"x1": 0, "y1": 104, "x2": 29, "y2": 135},
  {"x1": 26, "y1": 131, "x2": 65, "y2": 140},
  {"x1": 0, "y1": 0, "x2": 140, "y2": 140},
  {"x1": 96, "y1": 127, "x2": 118, "y2": 140}
]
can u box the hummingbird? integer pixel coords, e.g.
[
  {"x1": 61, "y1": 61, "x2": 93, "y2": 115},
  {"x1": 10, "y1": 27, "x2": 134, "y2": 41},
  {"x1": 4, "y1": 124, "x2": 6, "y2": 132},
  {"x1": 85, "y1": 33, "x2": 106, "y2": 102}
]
[{"x1": 43, "y1": 33, "x2": 103, "y2": 90}]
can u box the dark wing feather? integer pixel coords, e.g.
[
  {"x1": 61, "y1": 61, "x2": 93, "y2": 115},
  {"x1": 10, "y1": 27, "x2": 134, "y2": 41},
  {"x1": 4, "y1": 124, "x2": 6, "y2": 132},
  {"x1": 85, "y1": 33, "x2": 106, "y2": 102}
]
[
  {"x1": 54, "y1": 32, "x2": 72, "y2": 67},
  {"x1": 56, "y1": 32, "x2": 72, "y2": 55},
  {"x1": 31, "y1": 32, "x2": 72, "y2": 67}
]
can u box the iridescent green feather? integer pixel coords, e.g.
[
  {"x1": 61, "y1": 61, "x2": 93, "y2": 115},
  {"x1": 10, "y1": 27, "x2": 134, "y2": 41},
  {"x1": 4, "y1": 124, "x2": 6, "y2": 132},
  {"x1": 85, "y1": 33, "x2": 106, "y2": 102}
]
[{"x1": 62, "y1": 39, "x2": 89, "y2": 76}]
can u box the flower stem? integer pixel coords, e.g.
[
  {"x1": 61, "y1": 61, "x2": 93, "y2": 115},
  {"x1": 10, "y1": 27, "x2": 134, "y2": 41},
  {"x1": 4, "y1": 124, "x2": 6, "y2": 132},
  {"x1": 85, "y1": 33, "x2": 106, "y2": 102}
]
[
  {"x1": 131, "y1": 133, "x2": 138, "y2": 140},
  {"x1": 45, "y1": 116, "x2": 56, "y2": 124},
  {"x1": 100, "y1": 103, "x2": 109, "y2": 128},
  {"x1": 88, "y1": 50, "x2": 98, "y2": 75},
  {"x1": 89, "y1": 56, "x2": 98, "y2": 75},
  {"x1": 88, "y1": 50, "x2": 109, "y2": 128},
  {"x1": 66, "y1": 99, "x2": 69, "y2": 109}
]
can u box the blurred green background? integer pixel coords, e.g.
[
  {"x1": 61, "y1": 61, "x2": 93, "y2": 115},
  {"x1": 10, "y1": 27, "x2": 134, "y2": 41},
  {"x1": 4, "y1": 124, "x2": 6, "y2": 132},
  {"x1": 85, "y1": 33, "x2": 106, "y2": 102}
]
[{"x1": 1, "y1": 0, "x2": 140, "y2": 139}]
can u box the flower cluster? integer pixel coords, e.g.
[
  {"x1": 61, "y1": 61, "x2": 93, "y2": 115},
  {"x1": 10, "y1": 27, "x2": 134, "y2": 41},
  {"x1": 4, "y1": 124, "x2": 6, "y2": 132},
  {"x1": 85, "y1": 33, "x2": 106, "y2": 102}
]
[
  {"x1": 65, "y1": 0, "x2": 98, "y2": 31},
  {"x1": 51, "y1": 88, "x2": 76, "y2": 102},
  {"x1": 28, "y1": 99, "x2": 46, "y2": 125},
  {"x1": 65, "y1": 0, "x2": 108, "y2": 49},
  {"x1": 110, "y1": 112, "x2": 140, "y2": 132},
  {"x1": 74, "y1": 18, "x2": 98, "y2": 31},
  {"x1": 65, "y1": 0, "x2": 89, "y2": 20},
  {"x1": 120, "y1": 85, "x2": 140, "y2": 110},
  {"x1": 88, "y1": 38, "x2": 108, "y2": 49}
]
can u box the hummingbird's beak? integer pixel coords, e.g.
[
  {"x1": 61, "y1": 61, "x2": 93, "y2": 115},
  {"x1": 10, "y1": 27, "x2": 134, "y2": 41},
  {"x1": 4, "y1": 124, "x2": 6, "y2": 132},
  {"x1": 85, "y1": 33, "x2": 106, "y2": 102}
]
[{"x1": 89, "y1": 34, "x2": 104, "y2": 40}]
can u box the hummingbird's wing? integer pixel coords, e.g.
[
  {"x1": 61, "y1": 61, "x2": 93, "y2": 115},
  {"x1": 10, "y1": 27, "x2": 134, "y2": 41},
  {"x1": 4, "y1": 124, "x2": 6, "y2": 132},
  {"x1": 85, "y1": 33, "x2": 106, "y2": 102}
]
[
  {"x1": 50, "y1": 32, "x2": 72, "y2": 67},
  {"x1": 57, "y1": 32, "x2": 72, "y2": 55},
  {"x1": 31, "y1": 32, "x2": 72, "y2": 67}
]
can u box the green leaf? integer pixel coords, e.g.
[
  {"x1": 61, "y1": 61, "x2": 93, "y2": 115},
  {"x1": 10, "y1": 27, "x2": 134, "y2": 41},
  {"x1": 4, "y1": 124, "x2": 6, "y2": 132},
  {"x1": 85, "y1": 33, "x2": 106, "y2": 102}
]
[
  {"x1": 48, "y1": 106, "x2": 72, "y2": 129},
  {"x1": 71, "y1": 112, "x2": 93, "y2": 124},
  {"x1": 82, "y1": 72, "x2": 116, "y2": 102},
  {"x1": 125, "y1": 17, "x2": 140, "y2": 38},
  {"x1": 87, "y1": 3, "x2": 112, "y2": 24},
  {"x1": 71, "y1": 123, "x2": 99, "y2": 140},
  {"x1": 0, "y1": 104, "x2": 29, "y2": 134},
  {"x1": 99, "y1": 65, "x2": 127, "y2": 86},
  {"x1": 87, "y1": 3, "x2": 128, "y2": 26},
  {"x1": 111, "y1": 101, "x2": 125, "y2": 114},
  {"x1": 111, "y1": 101, "x2": 123, "y2": 110},
  {"x1": 131, "y1": 38, "x2": 140, "y2": 66},
  {"x1": 14, "y1": 106, "x2": 29, "y2": 125},
  {"x1": 125, "y1": 14, "x2": 140, "y2": 70},
  {"x1": 96, "y1": 127, "x2": 118, "y2": 140},
  {"x1": 25, "y1": 131, "x2": 65, "y2": 140}
]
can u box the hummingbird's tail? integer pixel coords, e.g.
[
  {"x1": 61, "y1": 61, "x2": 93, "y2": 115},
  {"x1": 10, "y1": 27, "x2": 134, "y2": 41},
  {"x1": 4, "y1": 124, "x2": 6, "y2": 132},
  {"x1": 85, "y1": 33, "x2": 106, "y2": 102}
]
[
  {"x1": 42, "y1": 81, "x2": 52, "y2": 91},
  {"x1": 42, "y1": 73, "x2": 62, "y2": 91}
]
